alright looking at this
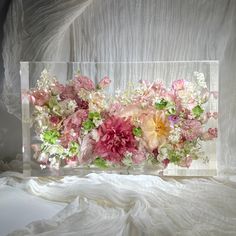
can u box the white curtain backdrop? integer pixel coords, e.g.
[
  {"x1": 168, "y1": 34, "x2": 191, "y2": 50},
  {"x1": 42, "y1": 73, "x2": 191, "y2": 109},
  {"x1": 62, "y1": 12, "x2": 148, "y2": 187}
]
[{"x1": 1, "y1": 0, "x2": 236, "y2": 235}]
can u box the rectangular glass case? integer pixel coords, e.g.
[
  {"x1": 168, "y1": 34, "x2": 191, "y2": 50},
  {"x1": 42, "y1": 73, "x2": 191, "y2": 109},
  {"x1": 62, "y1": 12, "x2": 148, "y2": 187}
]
[{"x1": 21, "y1": 61, "x2": 219, "y2": 176}]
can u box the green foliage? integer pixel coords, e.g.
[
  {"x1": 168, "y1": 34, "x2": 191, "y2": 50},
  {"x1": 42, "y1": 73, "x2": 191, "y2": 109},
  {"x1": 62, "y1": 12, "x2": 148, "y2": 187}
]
[
  {"x1": 168, "y1": 150, "x2": 181, "y2": 164},
  {"x1": 82, "y1": 119, "x2": 95, "y2": 131},
  {"x1": 88, "y1": 112, "x2": 101, "y2": 121},
  {"x1": 68, "y1": 142, "x2": 79, "y2": 155},
  {"x1": 192, "y1": 105, "x2": 204, "y2": 118},
  {"x1": 155, "y1": 98, "x2": 168, "y2": 110},
  {"x1": 132, "y1": 127, "x2": 142, "y2": 137},
  {"x1": 93, "y1": 157, "x2": 108, "y2": 169},
  {"x1": 42, "y1": 130, "x2": 60, "y2": 144}
]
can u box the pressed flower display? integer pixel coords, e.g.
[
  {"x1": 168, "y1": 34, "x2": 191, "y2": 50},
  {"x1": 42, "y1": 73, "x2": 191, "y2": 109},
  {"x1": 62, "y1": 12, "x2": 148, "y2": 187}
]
[{"x1": 21, "y1": 61, "x2": 218, "y2": 176}]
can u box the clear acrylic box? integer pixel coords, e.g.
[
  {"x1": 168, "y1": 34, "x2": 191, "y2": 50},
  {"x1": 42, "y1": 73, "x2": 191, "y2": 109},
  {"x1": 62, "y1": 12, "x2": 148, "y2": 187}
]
[{"x1": 21, "y1": 61, "x2": 219, "y2": 176}]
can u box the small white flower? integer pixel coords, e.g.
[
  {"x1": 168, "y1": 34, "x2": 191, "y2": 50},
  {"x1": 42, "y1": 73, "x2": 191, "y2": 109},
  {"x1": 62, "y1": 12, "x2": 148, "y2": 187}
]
[
  {"x1": 40, "y1": 164, "x2": 46, "y2": 170},
  {"x1": 91, "y1": 129, "x2": 99, "y2": 142}
]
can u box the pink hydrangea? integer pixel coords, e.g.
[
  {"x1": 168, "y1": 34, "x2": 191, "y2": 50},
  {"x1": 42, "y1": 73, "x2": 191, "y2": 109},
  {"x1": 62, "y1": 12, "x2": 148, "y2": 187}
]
[
  {"x1": 181, "y1": 119, "x2": 202, "y2": 141},
  {"x1": 73, "y1": 75, "x2": 95, "y2": 91},
  {"x1": 95, "y1": 116, "x2": 137, "y2": 163}
]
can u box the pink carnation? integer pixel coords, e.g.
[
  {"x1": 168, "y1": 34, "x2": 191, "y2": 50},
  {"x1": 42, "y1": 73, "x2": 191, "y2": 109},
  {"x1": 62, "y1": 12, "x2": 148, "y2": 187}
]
[
  {"x1": 98, "y1": 76, "x2": 111, "y2": 89},
  {"x1": 73, "y1": 75, "x2": 95, "y2": 91},
  {"x1": 181, "y1": 119, "x2": 202, "y2": 141},
  {"x1": 29, "y1": 90, "x2": 50, "y2": 106},
  {"x1": 95, "y1": 116, "x2": 137, "y2": 163}
]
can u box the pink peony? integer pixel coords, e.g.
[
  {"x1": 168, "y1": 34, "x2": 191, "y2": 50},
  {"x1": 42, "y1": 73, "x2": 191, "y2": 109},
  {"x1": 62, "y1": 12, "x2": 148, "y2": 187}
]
[
  {"x1": 73, "y1": 75, "x2": 95, "y2": 91},
  {"x1": 98, "y1": 76, "x2": 111, "y2": 89},
  {"x1": 29, "y1": 90, "x2": 50, "y2": 106},
  {"x1": 172, "y1": 79, "x2": 185, "y2": 90},
  {"x1": 181, "y1": 119, "x2": 202, "y2": 141},
  {"x1": 95, "y1": 116, "x2": 137, "y2": 163}
]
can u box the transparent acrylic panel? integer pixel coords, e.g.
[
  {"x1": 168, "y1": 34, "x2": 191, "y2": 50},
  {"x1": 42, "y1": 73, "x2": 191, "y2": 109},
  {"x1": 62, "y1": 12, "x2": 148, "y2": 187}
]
[{"x1": 21, "y1": 61, "x2": 219, "y2": 176}]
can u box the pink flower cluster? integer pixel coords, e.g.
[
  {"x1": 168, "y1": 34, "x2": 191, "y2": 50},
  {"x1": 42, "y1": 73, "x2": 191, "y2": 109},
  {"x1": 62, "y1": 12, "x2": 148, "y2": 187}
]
[{"x1": 28, "y1": 71, "x2": 218, "y2": 171}]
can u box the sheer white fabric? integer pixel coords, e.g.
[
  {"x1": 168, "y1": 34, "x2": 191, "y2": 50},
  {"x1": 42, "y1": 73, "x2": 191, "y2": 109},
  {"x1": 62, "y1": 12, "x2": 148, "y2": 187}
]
[
  {"x1": 1, "y1": 1, "x2": 236, "y2": 235},
  {"x1": 2, "y1": 0, "x2": 236, "y2": 174},
  {"x1": 0, "y1": 172, "x2": 236, "y2": 236}
]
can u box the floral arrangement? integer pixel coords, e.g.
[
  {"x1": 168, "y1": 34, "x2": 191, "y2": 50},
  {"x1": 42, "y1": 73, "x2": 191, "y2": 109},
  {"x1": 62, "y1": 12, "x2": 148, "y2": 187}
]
[{"x1": 27, "y1": 69, "x2": 218, "y2": 171}]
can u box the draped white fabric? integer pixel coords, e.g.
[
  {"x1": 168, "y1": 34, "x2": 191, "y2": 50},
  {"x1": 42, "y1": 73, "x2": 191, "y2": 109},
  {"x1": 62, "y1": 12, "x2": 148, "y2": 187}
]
[
  {"x1": 1, "y1": 0, "x2": 236, "y2": 235},
  {"x1": 1, "y1": 172, "x2": 236, "y2": 236}
]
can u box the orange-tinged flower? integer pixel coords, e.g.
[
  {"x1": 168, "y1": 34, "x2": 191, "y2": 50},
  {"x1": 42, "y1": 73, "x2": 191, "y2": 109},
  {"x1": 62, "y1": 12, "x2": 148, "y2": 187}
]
[{"x1": 141, "y1": 111, "x2": 171, "y2": 150}]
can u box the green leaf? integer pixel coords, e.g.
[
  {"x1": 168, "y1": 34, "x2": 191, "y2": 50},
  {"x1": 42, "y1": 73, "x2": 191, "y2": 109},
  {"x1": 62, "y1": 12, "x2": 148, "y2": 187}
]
[
  {"x1": 132, "y1": 127, "x2": 142, "y2": 137},
  {"x1": 192, "y1": 105, "x2": 204, "y2": 118},
  {"x1": 155, "y1": 98, "x2": 168, "y2": 110},
  {"x1": 42, "y1": 130, "x2": 60, "y2": 144},
  {"x1": 88, "y1": 112, "x2": 101, "y2": 121},
  {"x1": 82, "y1": 119, "x2": 95, "y2": 131},
  {"x1": 93, "y1": 157, "x2": 108, "y2": 169},
  {"x1": 68, "y1": 142, "x2": 79, "y2": 155},
  {"x1": 168, "y1": 150, "x2": 181, "y2": 164}
]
